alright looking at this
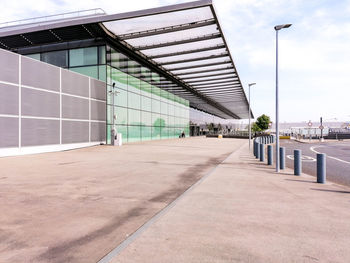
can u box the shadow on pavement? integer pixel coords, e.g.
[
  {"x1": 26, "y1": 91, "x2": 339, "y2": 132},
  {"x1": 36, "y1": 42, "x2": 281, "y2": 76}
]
[
  {"x1": 285, "y1": 178, "x2": 317, "y2": 184},
  {"x1": 310, "y1": 188, "x2": 350, "y2": 194}
]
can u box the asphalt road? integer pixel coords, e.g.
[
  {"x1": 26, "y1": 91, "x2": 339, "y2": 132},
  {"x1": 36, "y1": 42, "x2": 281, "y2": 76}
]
[{"x1": 280, "y1": 140, "x2": 350, "y2": 187}]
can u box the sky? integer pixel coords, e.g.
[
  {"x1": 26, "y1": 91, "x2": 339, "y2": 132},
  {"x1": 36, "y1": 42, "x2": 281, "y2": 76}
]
[{"x1": 1, "y1": 0, "x2": 349, "y2": 123}]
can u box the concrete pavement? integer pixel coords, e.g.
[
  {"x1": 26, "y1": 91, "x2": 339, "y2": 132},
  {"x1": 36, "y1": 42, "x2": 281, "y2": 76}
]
[
  {"x1": 0, "y1": 137, "x2": 244, "y2": 262},
  {"x1": 110, "y1": 140, "x2": 350, "y2": 263},
  {"x1": 1, "y1": 137, "x2": 350, "y2": 262}
]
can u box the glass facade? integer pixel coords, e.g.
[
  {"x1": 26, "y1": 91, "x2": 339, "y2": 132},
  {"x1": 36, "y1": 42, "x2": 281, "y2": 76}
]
[{"x1": 106, "y1": 45, "x2": 190, "y2": 143}]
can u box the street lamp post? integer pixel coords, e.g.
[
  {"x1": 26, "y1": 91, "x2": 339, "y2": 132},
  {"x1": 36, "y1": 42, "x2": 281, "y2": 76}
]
[
  {"x1": 248, "y1": 83, "x2": 256, "y2": 151},
  {"x1": 275, "y1": 23, "x2": 292, "y2": 172}
]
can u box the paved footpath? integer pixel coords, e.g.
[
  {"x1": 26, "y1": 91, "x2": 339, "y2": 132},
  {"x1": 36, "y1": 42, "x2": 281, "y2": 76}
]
[
  {"x1": 108, "y1": 141, "x2": 350, "y2": 263},
  {"x1": 0, "y1": 137, "x2": 243, "y2": 262},
  {"x1": 1, "y1": 138, "x2": 350, "y2": 262}
]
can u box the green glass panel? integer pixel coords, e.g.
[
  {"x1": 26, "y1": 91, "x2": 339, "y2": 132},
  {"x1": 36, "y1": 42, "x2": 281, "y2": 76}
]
[
  {"x1": 107, "y1": 66, "x2": 112, "y2": 85},
  {"x1": 128, "y1": 92, "x2": 140, "y2": 109},
  {"x1": 26, "y1": 53, "x2": 40, "y2": 60},
  {"x1": 107, "y1": 104, "x2": 112, "y2": 125},
  {"x1": 184, "y1": 126, "x2": 190, "y2": 137},
  {"x1": 128, "y1": 109, "x2": 141, "y2": 125},
  {"x1": 152, "y1": 85, "x2": 161, "y2": 98},
  {"x1": 140, "y1": 80, "x2": 152, "y2": 97},
  {"x1": 128, "y1": 75, "x2": 140, "y2": 94},
  {"x1": 168, "y1": 116, "x2": 175, "y2": 127},
  {"x1": 99, "y1": 46, "x2": 106, "y2": 64},
  {"x1": 152, "y1": 99, "x2": 160, "y2": 113},
  {"x1": 175, "y1": 128, "x2": 182, "y2": 138},
  {"x1": 168, "y1": 104, "x2": 174, "y2": 116},
  {"x1": 161, "y1": 114, "x2": 168, "y2": 127},
  {"x1": 169, "y1": 128, "x2": 175, "y2": 138},
  {"x1": 115, "y1": 106, "x2": 128, "y2": 125},
  {"x1": 161, "y1": 128, "x2": 169, "y2": 139},
  {"x1": 107, "y1": 85, "x2": 112, "y2": 105},
  {"x1": 141, "y1": 126, "x2": 152, "y2": 141},
  {"x1": 180, "y1": 107, "x2": 185, "y2": 118},
  {"x1": 69, "y1": 47, "x2": 97, "y2": 67},
  {"x1": 69, "y1": 66, "x2": 98, "y2": 79},
  {"x1": 107, "y1": 124, "x2": 111, "y2": 144},
  {"x1": 115, "y1": 87, "x2": 128, "y2": 107},
  {"x1": 175, "y1": 117, "x2": 181, "y2": 128},
  {"x1": 141, "y1": 96, "x2": 152, "y2": 112},
  {"x1": 116, "y1": 125, "x2": 128, "y2": 143},
  {"x1": 174, "y1": 106, "x2": 180, "y2": 117},
  {"x1": 98, "y1": 65, "x2": 106, "y2": 82},
  {"x1": 128, "y1": 126, "x2": 141, "y2": 142},
  {"x1": 152, "y1": 113, "x2": 161, "y2": 126},
  {"x1": 168, "y1": 92, "x2": 175, "y2": 104},
  {"x1": 111, "y1": 68, "x2": 128, "y2": 90},
  {"x1": 161, "y1": 102, "x2": 168, "y2": 115},
  {"x1": 141, "y1": 111, "x2": 152, "y2": 126},
  {"x1": 152, "y1": 126, "x2": 161, "y2": 140},
  {"x1": 160, "y1": 88, "x2": 168, "y2": 102}
]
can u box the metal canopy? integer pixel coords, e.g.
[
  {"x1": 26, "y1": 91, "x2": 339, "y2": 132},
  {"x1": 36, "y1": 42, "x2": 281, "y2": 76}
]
[{"x1": 0, "y1": 0, "x2": 252, "y2": 119}]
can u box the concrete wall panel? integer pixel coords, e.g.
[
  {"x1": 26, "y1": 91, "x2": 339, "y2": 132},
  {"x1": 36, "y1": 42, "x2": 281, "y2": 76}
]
[
  {"x1": 21, "y1": 118, "x2": 59, "y2": 146},
  {"x1": 22, "y1": 88, "x2": 60, "y2": 118},
  {"x1": 62, "y1": 69, "x2": 89, "y2": 97},
  {"x1": 62, "y1": 121, "x2": 89, "y2": 144},
  {"x1": 0, "y1": 83, "x2": 18, "y2": 115},
  {"x1": 91, "y1": 100, "x2": 106, "y2": 121},
  {"x1": 0, "y1": 117, "x2": 19, "y2": 148},
  {"x1": 90, "y1": 79, "x2": 106, "y2": 101},
  {"x1": 0, "y1": 49, "x2": 19, "y2": 84},
  {"x1": 62, "y1": 95, "x2": 89, "y2": 120},
  {"x1": 91, "y1": 122, "x2": 106, "y2": 142},
  {"x1": 21, "y1": 57, "x2": 60, "y2": 92}
]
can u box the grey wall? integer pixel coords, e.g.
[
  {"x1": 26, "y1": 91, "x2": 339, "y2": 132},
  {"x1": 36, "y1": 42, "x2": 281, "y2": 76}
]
[{"x1": 0, "y1": 48, "x2": 106, "y2": 150}]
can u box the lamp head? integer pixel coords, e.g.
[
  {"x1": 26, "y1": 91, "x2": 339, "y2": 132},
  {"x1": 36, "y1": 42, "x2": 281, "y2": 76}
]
[
  {"x1": 274, "y1": 24, "x2": 292, "y2": 31},
  {"x1": 248, "y1": 83, "x2": 256, "y2": 87}
]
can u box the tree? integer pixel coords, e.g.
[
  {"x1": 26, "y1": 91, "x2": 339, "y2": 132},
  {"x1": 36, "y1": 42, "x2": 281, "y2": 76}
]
[
  {"x1": 251, "y1": 122, "x2": 262, "y2": 132},
  {"x1": 255, "y1": 114, "x2": 271, "y2": 131}
]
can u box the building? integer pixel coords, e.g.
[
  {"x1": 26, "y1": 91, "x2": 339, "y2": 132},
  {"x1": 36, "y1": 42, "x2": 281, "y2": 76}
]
[{"x1": 0, "y1": 0, "x2": 252, "y2": 155}]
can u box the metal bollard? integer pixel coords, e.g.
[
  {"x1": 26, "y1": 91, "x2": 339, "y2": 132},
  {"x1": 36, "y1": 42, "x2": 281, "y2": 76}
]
[
  {"x1": 260, "y1": 143, "x2": 265, "y2": 162},
  {"x1": 280, "y1": 147, "x2": 285, "y2": 170},
  {"x1": 317, "y1": 153, "x2": 326, "y2": 183},
  {"x1": 253, "y1": 141, "x2": 256, "y2": 156},
  {"x1": 294, "y1": 149, "x2": 302, "y2": 176},
  {"x1": 256, "y1": 142, "x2": 260, "y2": 159},
  {"x1": 267, "y1": 145, "x2": 273, "y2": 165}
]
